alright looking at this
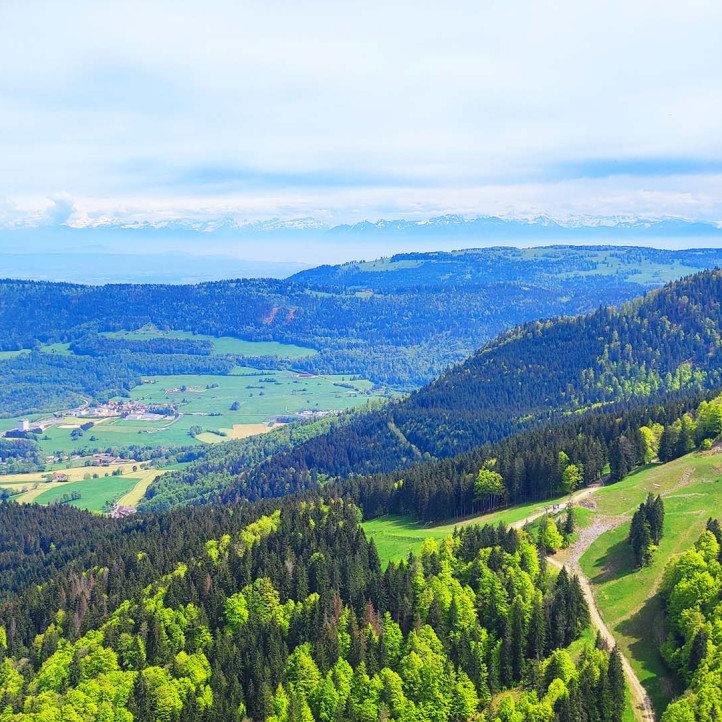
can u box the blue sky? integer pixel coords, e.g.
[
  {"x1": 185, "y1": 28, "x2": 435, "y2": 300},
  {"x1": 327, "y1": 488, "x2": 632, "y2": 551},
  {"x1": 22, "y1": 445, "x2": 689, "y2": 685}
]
[{"x1": 1, "y1": 0, "x2": 721, "y2": 230}]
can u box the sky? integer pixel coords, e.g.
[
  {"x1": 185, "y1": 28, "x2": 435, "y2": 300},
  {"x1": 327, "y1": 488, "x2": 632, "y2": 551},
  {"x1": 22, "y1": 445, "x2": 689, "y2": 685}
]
[{"x1": 1, "y1": 0, "x2": 722, "y2": 234}]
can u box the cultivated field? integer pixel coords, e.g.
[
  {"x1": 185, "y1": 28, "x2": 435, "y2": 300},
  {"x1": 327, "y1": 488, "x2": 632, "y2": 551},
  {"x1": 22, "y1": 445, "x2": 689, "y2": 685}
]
[
  {"x1": 12, "y1": 368, "x2": 383, "y2": 456},
  {"x1": 31, "y1": 476, "x2": 139, "y2": 512},
  {"x1": 0, "y1": 462, "x2": 137, "y2": 484},
  {"x1": 1, "y1": 465, "x2": 168, "y2": 511}
]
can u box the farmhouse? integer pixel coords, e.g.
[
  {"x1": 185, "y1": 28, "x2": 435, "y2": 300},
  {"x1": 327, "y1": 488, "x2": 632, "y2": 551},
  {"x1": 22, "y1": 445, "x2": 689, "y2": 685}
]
[
  {"x1": 109, "y1": 503, "x2": 137, "y2": 519},
  {"x1": 52, "y1": 472, "x2": 69, "y2": 482}
]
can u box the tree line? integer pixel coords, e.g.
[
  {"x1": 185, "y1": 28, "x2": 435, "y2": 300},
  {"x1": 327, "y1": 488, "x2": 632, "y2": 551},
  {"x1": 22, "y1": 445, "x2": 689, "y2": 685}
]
[{"x1": 0, "y1": 499, "x2": 624, "y2": 721}]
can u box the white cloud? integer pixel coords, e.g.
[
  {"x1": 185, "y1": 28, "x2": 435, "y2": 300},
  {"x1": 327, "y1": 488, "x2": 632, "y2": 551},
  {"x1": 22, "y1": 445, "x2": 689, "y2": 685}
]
[{"x1": 0, "y1": 0, "x2": 721, "y2": 227}]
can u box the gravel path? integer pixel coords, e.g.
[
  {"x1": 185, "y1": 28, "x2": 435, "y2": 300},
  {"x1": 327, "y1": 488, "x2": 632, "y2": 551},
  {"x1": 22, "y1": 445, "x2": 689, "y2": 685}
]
[
  {"x1": 509, "y1": 482, "x2": 602, "y2": 530},
  {"x1": 514, "y1": 487, "x2": 657, "y2": 721}
]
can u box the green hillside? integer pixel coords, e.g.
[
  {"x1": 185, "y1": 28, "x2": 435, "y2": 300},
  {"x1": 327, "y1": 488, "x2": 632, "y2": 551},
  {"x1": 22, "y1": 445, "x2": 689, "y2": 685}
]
[
  {"x1": 291, "y1": 246, "x2": 722, "y2": 291},
  {"x1": 579, "y1": 452, "x2": 722, "y2": 712}
]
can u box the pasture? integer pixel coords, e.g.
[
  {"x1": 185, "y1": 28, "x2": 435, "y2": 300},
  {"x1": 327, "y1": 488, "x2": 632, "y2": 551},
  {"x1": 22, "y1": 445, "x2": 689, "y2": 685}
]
[
  {"x1": 24, "y1": 369, "x2": 383, "y2": 454},
  {"x1": 0, "y1": 349, "x2": 30, "y2": 359},
  {"x1": 578, "y1": 452, "x2": 722, "y2": 713},
  {"x1": 101, "y1": 325, "x2": 317, "y2": 358},
  {"x1": 0, "y1": 462, "x2": 139, "y2": 484},
  {"x1": 363, "y1": 492, "x2": 580, "y2": 565},
  {"x1": 1, "y1": 465, "x2": 165, "y2": 510},
  {"x1": 31, "y1": 476, "x2": 139, "y2": 512}
]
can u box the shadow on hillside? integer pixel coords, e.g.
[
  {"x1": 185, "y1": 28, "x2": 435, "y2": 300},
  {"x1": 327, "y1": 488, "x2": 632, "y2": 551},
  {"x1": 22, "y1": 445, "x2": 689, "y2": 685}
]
[
  {"x1": 587, "y1": 537, "x2": 636, "y2": 584},
  {"x1": 617, "y1": 592, "x2": 681, "y2": 714}
]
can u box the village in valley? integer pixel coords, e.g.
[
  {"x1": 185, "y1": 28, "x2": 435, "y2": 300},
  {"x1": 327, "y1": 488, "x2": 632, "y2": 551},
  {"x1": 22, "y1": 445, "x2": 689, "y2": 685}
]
[
  {"x1": 0, "y1": 366, "x2": 384, "y2": 516},
  {"x1": 0, "y1": 394, "x2": 178, "y2": 516}
]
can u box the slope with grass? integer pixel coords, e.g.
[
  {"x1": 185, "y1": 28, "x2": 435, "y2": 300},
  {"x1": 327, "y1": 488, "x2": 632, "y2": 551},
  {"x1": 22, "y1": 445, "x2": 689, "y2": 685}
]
[
  {"x1": 577, "y1": 452, "x2": 722, "y2": 715},
  {"x1": 31, "y1": 475, "x2": 139, "y2": 512}
]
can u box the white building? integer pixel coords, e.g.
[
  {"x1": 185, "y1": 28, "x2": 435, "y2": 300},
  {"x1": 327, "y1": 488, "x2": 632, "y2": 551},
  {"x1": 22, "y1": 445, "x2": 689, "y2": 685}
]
[{"x1": 18, "y1": 419, "x2": 30, "y2": 432}]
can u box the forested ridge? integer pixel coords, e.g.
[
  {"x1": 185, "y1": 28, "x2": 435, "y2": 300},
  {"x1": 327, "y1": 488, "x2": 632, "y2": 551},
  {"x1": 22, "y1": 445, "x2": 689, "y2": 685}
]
[
  {"x1": 290, "y1": 245, "x2": 722, "y2": 291},
  {"x1": 0, "y1": 497, "x2": 623, "y2": 722},
  {"x1": 145, "y1": 270, "x2": 722, "y2": 511},
  {"x1": 0, "y1": 246, "x2": 715, "y2": 408}
]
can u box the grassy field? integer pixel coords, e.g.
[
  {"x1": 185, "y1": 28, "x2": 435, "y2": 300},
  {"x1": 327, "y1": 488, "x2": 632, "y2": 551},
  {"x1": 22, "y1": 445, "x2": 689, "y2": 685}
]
[
  {"x1": 0, "y1": 414, "x2": 45, "y2": 434},
  {"x1": 38, "y1": 342, "x2": 74, "y2": 355},
  {"x1": 362, "y1": 516, "x2": 453, "y2": 565},
  {"x1": 119, "y1": 369, "x2": 380, "y2": 439},
  {"x1": 363, "y1": 492, "x2": 577, "y2": 566},
  {"x1": 1, "y1": 464, "x2": 167, "y2": 509},
  {"x1": 0, "y1": 462, "x2": 137, "y2": 485},
  {"x1": 0, "y1": 349, "x2": 30, "y2": 359},
  {"x1": 2, "y1": 329, "x2": 381, "y2": 458},
  {"x1": 578, "y1": 452, "x2": 722, "y2": 713},
  {"x1": 115, "y1": 468, "x2": 166, "y2": 507},
  {"x1": 32, "y1": 476, "x2": 139, "y2": 512},
  {"x1": 101, "y1": 325, "x2": 317, "y2": 358}
]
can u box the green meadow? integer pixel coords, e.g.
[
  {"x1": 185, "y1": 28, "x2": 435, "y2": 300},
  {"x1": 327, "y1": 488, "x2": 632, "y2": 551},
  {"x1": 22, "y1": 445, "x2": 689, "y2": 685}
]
[
  {"x1": 101, "y1": 325, "x2": 317, "y2": 358},
  {"x1": 579, "y1": 452, "x2": 722, "y2": 713},
  {"x1": 363, "y1": 492, "x2": 577, "y2": 566},
  {"x1": 32, "y1": 476, "x2": 139, "y2": 512},
  {"x1": 32, "y1": 368, "x2": 384, "y2": 454}
]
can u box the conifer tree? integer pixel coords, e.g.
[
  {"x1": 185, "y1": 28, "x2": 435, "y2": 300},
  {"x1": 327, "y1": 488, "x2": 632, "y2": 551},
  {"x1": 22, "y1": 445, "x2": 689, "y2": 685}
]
[
  {"x1": 608, "y1": 645, "x2": 625, "y2": 722},
  {"x1": 511, "y1": 597, "x2": 525, "y2": 682}
]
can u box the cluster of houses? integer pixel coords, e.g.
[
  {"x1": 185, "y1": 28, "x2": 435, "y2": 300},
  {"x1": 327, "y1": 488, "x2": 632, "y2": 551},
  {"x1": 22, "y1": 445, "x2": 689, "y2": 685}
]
[
  {"x1": 81, "y1": 400, "x2": 169, "y2": 417},
  {"x1": 93, "y1": 452, "x2": 135, "y2": 466}
]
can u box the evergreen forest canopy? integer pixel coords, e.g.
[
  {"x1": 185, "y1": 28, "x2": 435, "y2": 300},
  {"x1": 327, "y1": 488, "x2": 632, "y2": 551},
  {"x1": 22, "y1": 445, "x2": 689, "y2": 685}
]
[{"x1": 0, "y1": 497, "x2": 621, "y2": 722}]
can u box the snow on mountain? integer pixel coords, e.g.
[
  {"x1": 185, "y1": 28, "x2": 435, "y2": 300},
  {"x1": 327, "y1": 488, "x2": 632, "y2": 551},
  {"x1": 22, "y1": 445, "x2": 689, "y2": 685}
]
[{"x1": 3, "y1": 213, "x2": 721, "y2": 239}]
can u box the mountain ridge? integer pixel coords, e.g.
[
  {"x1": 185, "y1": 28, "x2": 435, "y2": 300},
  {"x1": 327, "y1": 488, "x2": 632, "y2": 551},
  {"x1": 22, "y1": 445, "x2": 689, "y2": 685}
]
[
  {"x1": 204, "y1": 269, "x2": 722, "y2": 508},
  {"x1": 4, "y1": 213, "x2": 722, "y2": 239}
]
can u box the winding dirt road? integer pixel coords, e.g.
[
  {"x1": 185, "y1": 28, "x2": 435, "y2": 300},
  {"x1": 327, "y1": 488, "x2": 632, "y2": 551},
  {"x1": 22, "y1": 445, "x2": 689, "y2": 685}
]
[
  {"x1": 547, "y1": 554, "x2": 656, "y2": 722},
  {"x1": 509, "y1": 482, "x2": 602, "y2": 530},
  {"x1": 514, "y1": 485, "x2": 657, "y2": 722}
]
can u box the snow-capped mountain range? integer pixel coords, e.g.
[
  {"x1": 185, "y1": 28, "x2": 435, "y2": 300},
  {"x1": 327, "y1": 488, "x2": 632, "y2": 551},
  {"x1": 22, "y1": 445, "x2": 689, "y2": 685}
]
[{"x1": 9, "y1": 213, "x2": 720, "y2": 238}]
